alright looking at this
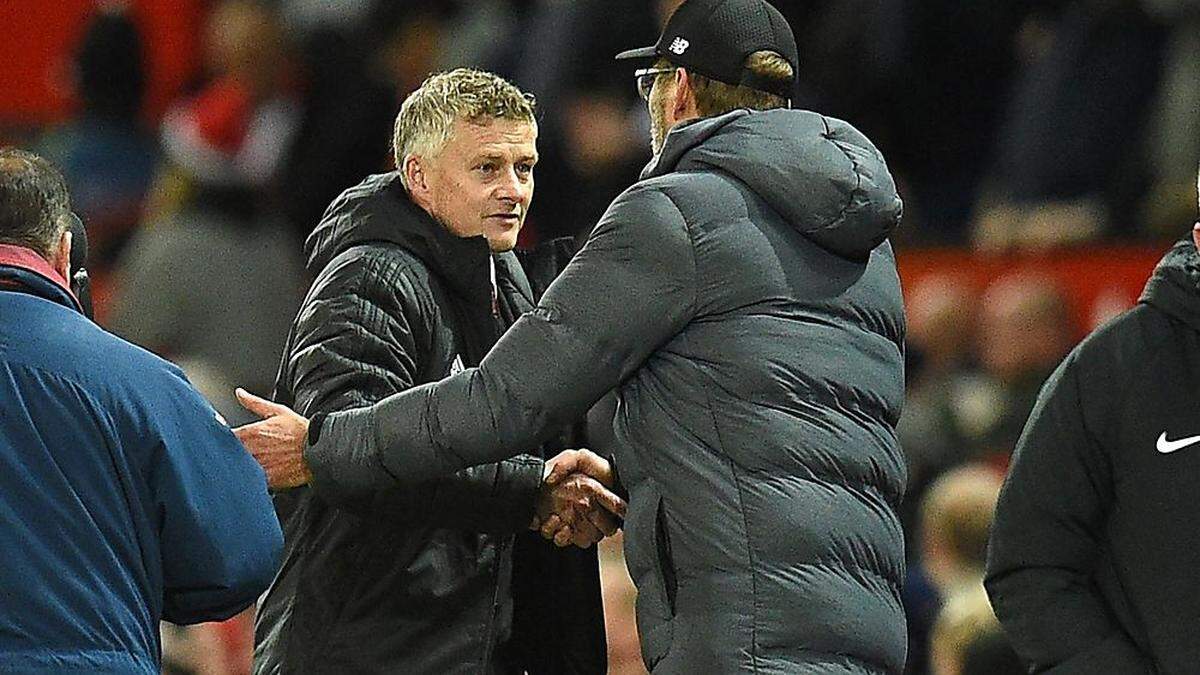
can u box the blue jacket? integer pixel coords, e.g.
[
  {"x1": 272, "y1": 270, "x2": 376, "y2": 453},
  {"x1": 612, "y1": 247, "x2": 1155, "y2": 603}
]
[{"x1": 0, "y1": 245, "x2": 283, "y2": 673}]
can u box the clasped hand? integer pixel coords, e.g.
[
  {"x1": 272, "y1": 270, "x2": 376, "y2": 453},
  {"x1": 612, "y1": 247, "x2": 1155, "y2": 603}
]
[{"x1": 531, "y1": 449, "x2": 626, "y2": 549}]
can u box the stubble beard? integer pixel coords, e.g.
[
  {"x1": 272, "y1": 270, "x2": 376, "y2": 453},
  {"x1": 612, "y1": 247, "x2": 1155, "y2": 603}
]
[{"x1": 649, "y1": 98, "x2": 669, "y2": 155}]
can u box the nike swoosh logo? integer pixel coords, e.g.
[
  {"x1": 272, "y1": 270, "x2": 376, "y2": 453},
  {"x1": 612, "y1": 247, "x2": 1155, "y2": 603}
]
[{"x1": 1156, "y1": 432, "x2": 1200, "y2": 454}]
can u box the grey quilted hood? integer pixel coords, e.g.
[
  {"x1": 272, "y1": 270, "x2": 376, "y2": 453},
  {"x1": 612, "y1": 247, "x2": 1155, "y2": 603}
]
[{"x1": 644, "y1": 108, "x2": 903, "y2": 260}]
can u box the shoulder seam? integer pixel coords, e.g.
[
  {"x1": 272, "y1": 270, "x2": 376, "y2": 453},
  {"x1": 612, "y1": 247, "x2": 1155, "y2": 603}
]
[{"x1": 646, "y1": 186, "x2": 700, "y2": 317}]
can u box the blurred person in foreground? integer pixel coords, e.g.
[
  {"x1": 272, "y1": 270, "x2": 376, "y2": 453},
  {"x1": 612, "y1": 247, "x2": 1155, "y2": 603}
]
[
  {"x1": 985, "y1": 170, "x2": 1200, "y2": 672},
  {"x1": 241, "y1": 69, "x2": 621, "y2": 674},
  {"x1": 236, "y1": 0, "x2": 908, "y2": 671},
  {"x1": 0, "y1": 148, "x2": 281, "y2": 673},
  {"x1": 905, "y1": 464, "x2": 1003, "y2": 675}
]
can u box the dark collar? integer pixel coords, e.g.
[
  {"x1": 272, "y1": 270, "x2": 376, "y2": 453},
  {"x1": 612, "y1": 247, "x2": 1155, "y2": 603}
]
[
  {"x1": 0, "y1": 243, "x2": 83, "y2": 313},
  {"x1": 386, "y1": 182, "x2": 497, "y2": 301},
  {"x1": 641, "y1": 109, "x2": 749, "y2": 181},
  {"x1": 1141, "y1": 236, "x2": 1200, "y2": 332}
]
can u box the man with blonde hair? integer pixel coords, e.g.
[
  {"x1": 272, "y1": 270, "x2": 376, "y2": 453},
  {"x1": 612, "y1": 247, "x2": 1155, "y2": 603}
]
[{"x1": 246, "y1": 68, "x2": 619, "y2": 674}]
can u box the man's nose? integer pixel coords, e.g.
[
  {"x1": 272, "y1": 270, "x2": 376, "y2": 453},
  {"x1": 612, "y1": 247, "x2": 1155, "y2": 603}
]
[{"x1": 494, "y1": 167, "x2": 526, "y2": 203}]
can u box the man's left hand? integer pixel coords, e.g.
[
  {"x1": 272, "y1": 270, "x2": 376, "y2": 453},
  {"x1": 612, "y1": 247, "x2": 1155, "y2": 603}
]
[{"x1": 232, "y1": 388, "x2": 312, "y2": 489}]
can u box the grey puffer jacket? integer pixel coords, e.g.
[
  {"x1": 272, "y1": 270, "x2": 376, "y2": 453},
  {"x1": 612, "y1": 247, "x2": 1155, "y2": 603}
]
[{"x1": 309, "y1": 109, "x2": 908, "y2": 673}]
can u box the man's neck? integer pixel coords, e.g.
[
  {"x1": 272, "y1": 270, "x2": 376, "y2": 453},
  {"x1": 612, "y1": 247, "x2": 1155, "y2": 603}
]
[{"x1": 0, "y1": 244, "x2": 68, "y2": 287}]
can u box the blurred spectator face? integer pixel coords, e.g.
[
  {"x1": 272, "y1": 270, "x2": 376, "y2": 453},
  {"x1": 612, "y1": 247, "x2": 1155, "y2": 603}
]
[
  {"x1": 977, "y1": 275, "x2": 1070, "y2": 383},
  {"x1": 408, "y1": 118, "x2": 538, "y2": 253},
  {"x1": 377, "y1": 13, "x2": 445, "y2": 96},
  {"x1": 564, "y1": 92, "x2": 637, "y2": 175},
  {"x1": 920, "y1": 465, "x2": 1002, "y2": 595},
  {"x1": 908, "y1": 275, "x2": 976, "y2": 375},
  {"x1": 204, "y1": 0, "x2": 286, "y2": 97}
]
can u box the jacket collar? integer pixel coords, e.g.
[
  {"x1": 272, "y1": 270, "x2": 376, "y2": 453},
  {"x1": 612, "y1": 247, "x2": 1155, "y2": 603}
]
[
  {"x1": 304, "y1": 172, "x2": 501, "y2": 302},
  {"x1": 641, "y1": 110, "x2": 749, "y2": 181},
  {"x1": 1140, "y1": 235, "x2": 1200, "y2": 332},
  {"x1": 0, "y1": 243, "x2": 82, "y2": 313},
  {"x1": 392, "y1": 186, "x2": 497, "y2": 302}
]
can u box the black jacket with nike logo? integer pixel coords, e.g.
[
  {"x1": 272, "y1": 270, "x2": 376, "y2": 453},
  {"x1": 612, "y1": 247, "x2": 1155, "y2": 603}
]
[{"x1": 986, "y1": 237, "x2": 1200, "y2": 674}]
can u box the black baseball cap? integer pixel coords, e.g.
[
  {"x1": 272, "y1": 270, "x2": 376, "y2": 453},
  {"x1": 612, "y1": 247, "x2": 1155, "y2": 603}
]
[{"x1": 615, "y1": 0, "x2": 798, "y2": 100}]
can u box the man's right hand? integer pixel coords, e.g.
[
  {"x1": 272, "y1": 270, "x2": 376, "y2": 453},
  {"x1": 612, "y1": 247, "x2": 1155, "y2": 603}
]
[
  {"x1": 232, "y1": 388, "x2": 312, "y2": 489},
  {"x1": 532, "y1": 449, "x2": 626, "y2": 548}
]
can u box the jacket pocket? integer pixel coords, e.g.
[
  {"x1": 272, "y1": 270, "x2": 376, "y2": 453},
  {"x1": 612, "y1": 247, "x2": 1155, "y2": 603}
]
[{"x1": 655, "y1": 498, "x2": 677, "y2": 616}]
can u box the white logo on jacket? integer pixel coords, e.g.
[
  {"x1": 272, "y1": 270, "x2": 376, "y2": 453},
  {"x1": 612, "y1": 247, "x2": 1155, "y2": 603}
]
[
  {"x1": 1156, "y1": 431, "x2": 1200, "y2": 454},
  {"x1": 449, "y1": 354, "x2": 466, "y2": 376}
]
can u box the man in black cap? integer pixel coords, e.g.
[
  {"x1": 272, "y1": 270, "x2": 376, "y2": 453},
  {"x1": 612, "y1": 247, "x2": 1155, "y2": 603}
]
[{"x1": 235, "y1": 1, "x2": 908, "y2": 672}]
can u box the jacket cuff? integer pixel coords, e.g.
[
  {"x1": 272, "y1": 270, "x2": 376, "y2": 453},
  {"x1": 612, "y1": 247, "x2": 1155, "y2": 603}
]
[
  {"x1": 503, "y1": 456, "x2": 546, "y2": 532},
  {"x1": 307, "y1": 412, "x2": 327, "y2": 445}
]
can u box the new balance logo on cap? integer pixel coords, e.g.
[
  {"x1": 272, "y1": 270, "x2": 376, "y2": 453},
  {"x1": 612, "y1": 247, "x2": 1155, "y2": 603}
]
[{"x1": 669, "y1": 37, "x2": 690, "y2": 55}]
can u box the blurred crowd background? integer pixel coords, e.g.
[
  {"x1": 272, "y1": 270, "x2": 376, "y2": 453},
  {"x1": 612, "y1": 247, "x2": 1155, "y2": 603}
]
[{"x1": 1, "y1": 0, "x2": 1196, "y2": 673}]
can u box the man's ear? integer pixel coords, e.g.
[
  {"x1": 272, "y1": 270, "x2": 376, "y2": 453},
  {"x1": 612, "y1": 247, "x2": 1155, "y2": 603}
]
[
  {"x1": 404, "y1": 155, "x2": 433, "y2": 210},
  {"x1": 53, "y1": 229, "x2": 72, "y2": 282},
  {"x1": 672, "y1": 68, "x2": 699, "y2": 122}
]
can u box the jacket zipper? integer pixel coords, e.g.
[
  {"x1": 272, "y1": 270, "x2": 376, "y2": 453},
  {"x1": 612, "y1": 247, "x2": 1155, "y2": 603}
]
[
  {"x1": 478, "y1": 537, "x2": 510, "y2": 673},
  {"x1": 489, "y1": 256, "x2": 500, "y2": 318}
]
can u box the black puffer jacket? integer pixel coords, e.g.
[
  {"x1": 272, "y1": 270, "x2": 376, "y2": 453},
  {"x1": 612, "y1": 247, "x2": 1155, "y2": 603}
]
[
  {"x1": 253, "y1": 173, "x2": 605, "y2": 674},
  {"x1": 308, "y1": 109, "x2": 908, "y2": 673}
]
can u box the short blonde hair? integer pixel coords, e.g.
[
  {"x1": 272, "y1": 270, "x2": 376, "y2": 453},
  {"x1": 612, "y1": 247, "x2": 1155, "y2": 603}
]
[
  {"x1": 393, "y1": 68, "x2": 537, "y2": 187},
  {"x1": 920, "y1": 465, "x2": 1002, "y2": 573},
  {"x1": 688, "y1": 50, "x2": 793, "y2": 117}
]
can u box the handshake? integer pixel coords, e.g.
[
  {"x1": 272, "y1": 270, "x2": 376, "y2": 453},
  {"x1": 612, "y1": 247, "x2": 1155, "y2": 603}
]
[
  {"x1": 231, "y1": 389, "x2": 625, "y2": 548},
  {"x1": 532, "y1": 449, "x2": 626, "y2": 549}
]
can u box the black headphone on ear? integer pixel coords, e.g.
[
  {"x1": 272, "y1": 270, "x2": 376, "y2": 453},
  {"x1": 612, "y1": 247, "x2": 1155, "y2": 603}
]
[{"x1": 65, "y1": 212, "x2": 94, "y2": 320}]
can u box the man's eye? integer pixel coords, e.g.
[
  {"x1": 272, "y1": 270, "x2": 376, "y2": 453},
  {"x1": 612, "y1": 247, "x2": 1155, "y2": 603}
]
[
  {"x1": 516, "y1": 163, "x2": 533, "y2": 175},
  {"x1": 477, "y1": 163, "x2": 497, "y2": 174}
]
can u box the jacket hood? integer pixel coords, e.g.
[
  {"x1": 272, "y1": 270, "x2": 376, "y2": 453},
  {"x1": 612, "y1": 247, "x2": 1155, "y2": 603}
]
[
  {"x1": 303, "y1": 172, "x2": 497, "y2": 298},
  {"x1": 642, "y1": 109, "x2": 902, "y2": 260},
  {"x1": 1140, "y1": 236, "x2": 1200, "y2": 331}
]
